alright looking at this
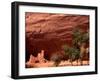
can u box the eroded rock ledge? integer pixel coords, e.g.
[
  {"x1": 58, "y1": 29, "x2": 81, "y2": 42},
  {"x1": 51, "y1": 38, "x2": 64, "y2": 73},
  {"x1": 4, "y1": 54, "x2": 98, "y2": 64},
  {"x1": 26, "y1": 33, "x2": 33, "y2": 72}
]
[{"x1": 25, "y1": 12, "x2": 89, "y2": 61}]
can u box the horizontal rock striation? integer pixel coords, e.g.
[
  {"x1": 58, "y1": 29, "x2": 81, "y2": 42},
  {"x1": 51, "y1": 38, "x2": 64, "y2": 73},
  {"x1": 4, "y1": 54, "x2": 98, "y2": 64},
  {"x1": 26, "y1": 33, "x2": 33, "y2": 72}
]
[{"x1": 25, "y1": 12, "x2": 89, "y2": 61}]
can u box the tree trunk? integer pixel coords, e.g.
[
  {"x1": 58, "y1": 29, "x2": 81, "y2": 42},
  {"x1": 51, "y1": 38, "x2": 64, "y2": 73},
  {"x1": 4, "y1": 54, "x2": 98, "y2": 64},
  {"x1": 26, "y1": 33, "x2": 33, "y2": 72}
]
[
  {"x1": 79, "y1": 43, "x2": 86, "y2": 65},
  {"x1": 76, "y1": 59, "x2": 78, "y2": 66}
]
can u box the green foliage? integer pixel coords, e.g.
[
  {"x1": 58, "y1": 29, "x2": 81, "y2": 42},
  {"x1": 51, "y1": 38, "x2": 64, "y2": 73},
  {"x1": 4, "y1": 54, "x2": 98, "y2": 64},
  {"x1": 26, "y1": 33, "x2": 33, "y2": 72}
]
[
  {"x1": 50, "y1": 53, "x2": 62, "y2": 67},
  {"x1": 69, "y1": 47, "x2": 80, "y2": 61},
  {"x1": 61, "y1": 28, "x2": 89, "y2": 65},
  {"x1": 72, "y1": 28, "x2": 89, "y2": 46},
  {"x1": 82, "y1": 32, "x2": 89, "y2": 43},
  {"x1": 62, "y1": 45, "x2": 69, "y2": 55},
  {"x1": 62, "y1": 45, "x2": 80, "y2": 61}
]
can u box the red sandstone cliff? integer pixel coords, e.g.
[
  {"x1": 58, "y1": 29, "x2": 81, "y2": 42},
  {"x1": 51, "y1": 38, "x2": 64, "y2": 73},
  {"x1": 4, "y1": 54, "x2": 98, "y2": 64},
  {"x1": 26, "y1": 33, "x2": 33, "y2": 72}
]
[{"x1": 25, "y1": 12, "x2": 89, "y2": 61}]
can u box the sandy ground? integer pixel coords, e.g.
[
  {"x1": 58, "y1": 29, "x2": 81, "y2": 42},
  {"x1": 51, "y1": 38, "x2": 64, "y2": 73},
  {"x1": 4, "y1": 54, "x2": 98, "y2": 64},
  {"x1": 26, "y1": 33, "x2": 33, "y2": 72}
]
[{"x1": 26, "y1": 60, "x2": 89, "y2": 68}]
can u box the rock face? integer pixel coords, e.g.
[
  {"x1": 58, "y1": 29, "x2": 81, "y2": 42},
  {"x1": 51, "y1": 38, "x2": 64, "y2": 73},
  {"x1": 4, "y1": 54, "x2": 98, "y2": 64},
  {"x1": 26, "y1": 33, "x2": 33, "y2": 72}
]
[{"x1": 25, "y1": 12, "x2": 89, "y2": 61}]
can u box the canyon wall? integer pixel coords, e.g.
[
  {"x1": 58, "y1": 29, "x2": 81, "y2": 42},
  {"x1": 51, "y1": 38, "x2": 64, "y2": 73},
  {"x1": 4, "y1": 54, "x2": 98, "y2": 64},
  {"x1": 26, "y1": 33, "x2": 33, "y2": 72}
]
[{"x1": 25, "y1": 12, "x2": 89, "y2": 61}]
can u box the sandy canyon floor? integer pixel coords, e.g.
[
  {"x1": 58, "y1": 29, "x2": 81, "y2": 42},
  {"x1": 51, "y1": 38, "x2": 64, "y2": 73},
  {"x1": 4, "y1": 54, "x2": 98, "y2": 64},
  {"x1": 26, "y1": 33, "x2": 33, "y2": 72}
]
[{"x1": 26, "y1": 60, "x2": 89, "y2": 68}]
